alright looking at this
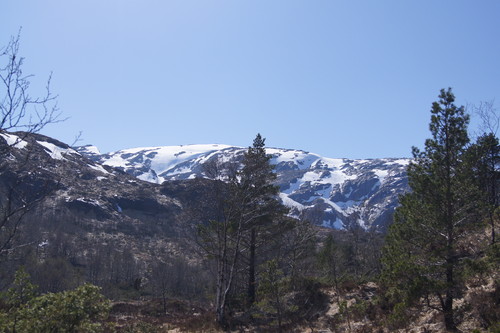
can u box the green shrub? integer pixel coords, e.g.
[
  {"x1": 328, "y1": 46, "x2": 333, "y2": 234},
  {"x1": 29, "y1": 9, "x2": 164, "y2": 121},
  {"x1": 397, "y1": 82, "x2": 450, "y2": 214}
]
[{"x1": 0, "y1": 269, "x2": 111, "y2": 333}]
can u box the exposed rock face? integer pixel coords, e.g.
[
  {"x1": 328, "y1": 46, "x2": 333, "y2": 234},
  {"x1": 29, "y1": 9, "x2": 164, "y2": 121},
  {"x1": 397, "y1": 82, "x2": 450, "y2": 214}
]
[
  {"x1": 0, "y1": 131, "x2": 186, "y2": 266},
  {"x1": 78, "y1": 144, "x2": 410, "y2": 230}
]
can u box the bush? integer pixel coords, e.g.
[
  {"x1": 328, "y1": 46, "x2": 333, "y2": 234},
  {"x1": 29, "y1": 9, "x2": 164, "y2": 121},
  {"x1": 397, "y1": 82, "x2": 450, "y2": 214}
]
[{"x1": 0, "y1": 269, "x2": 110, "y2": 333}]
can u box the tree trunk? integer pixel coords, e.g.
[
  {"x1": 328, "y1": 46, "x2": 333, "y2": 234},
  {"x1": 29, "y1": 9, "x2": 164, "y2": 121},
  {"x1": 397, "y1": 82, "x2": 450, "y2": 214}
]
[
  {"x1": 444, "y1": 237, "x2": 456, "y2": 331},
  {"x1": 489, "y1": 211, "x2": 496, "y2": 245},
  {"x1": 248, "y1": 228, "x2": 256, "y2": 306},
  {"x1": 215, "y1": 217, "x2": 244, "y2": 328},
  {"x1": 216, "y1": 304, "x2": 225, "y2": 327},
  {"x1": 443, "y1": 297, "x2": 455, "y2": 331},
  {"x1": 215, "y1": 257, "x2": 226, "y2": 326}
]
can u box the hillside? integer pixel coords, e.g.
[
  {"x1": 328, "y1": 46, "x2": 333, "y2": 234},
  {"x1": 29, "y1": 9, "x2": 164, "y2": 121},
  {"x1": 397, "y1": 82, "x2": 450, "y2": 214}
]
[{"x1": 0, "y1": 131, "x2": 208, "y2": 294}]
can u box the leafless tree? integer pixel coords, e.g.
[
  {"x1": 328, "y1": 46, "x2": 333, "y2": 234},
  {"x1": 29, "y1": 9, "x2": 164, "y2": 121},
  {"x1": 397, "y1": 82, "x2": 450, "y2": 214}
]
[
  {"x1": 197, "y1": 158, "x2": 244, "y2": 327},
  {"x1": 1, "y1": 30, "x2": 61, "y2": 136},
  {"x1": 470, "y1": 100, "x2": 499, "y2": 138},
  {"x1": 0, "y1": 30, "x2": 62, "y2": 257}
]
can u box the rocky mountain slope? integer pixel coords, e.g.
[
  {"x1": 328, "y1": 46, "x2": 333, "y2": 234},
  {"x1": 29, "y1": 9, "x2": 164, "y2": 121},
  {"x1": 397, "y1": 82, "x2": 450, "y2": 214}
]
[
  {"x1": 77, "y1": 144, "x2": 410, "y2": 230},
  {"x1": 0, "y1": 131, "x2": 191, "y2": 268},
  {"x1": 0, "y1": 129, "x2": 411, "y2": 251}
]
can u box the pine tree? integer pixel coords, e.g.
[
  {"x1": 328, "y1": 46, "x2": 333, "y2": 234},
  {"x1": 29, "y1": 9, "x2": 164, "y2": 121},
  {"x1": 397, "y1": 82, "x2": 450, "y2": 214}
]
[
  {"x1": 198, "y1": 133, "x2": 289, "y2": 326},
  {"x1": 382, "y1": 88, "x2": 481, "y2": 330},
  {"x1": 256, "y1": 259, "x2": 287, "y2": 333},
  {"x1": 239, "y1": 133, "x2": 288, "y2": 306}
]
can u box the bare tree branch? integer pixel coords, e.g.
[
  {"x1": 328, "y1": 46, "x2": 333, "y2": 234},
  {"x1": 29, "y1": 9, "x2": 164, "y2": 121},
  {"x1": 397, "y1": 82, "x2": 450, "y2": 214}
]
[
  {"x1": 0, "y1": 29, "x2": 63, "y2": 136},
  {"x1": 70, "y1": 131, "x2": 83, "y2": 147},
  {"x1": 470, "y1": 100, "x2": 499, "y2": 138}
]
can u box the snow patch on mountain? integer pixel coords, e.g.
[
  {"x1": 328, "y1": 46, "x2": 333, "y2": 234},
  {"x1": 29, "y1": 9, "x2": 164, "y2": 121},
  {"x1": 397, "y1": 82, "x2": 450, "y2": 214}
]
[
  {"x1": 37, "y1": 141, "x2": 79, "y2": 160},
  {"x1": 0, "y1": 133, "x2": 28, "y2": 149},
  {"x1": 79, "y1": 144, "x2": 410, "y2": 230},
  {"x1": 95, "y1": 144, "x2": 235, "y2": 183},
  {"x1": 268, "y1": 148, "x2": 319, "y2": 170},
  {"x1": 88, "y1": 164, "x2": 110, "y2": 175},
  {"x1": 83, "y1": 145, "x2": 101, "y2": 155},
  {"x1": 279, "y1": 192, "x2": 305, "y2": 211},
  {"x1": 322, "y1": 218, "x2": 344, "y2": 229}
]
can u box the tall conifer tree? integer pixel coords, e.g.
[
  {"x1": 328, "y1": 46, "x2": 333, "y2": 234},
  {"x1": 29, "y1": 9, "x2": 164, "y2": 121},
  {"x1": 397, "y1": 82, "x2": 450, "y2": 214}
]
[
  {"x1": 382, "y1": 88, "x2": 480, "y2": 330},
  {"x1": 240, "y1": 133, "x2": 288, "y2": 306},
  {"x1": 199, "y1": 134, "x2": 289, "y2": 326}
]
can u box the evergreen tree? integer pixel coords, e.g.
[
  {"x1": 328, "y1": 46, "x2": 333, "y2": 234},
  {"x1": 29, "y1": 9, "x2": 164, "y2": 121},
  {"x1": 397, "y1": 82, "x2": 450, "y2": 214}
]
[
  {"x1": 239, "y1": 133, "x2": 288, "y2": 306},
  {"x1": 466, "y1": 133, "x2": 500, "y2": 244},
  {"x1": 382, "y1": 88, "x2": 481, "y2": 330},
  {"x1": 256, "y1": 259, "x2": 287, "y2": 333},
  {"x1": 198, "y1": 133, "x2": 289, "y2": 326}
]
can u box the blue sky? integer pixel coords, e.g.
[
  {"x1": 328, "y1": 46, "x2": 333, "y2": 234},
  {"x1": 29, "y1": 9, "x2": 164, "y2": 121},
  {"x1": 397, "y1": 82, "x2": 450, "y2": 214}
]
[{"x1": 2, "y1": 1, "x2": 499, "y2": 158}]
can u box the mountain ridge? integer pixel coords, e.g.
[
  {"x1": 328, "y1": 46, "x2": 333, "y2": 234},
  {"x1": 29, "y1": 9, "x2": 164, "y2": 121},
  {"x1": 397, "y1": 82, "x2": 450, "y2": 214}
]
[
  {"x1": 0, "y1": 130, "x2": 411, "y2": 232},
  {"x1": 77, "y1": 143, "x2": 410, "y2": 230}
]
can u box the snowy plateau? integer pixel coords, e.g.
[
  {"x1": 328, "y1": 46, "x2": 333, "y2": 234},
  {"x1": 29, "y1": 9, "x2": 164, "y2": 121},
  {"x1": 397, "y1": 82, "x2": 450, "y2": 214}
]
[{"x1": 77, "y1": 144, "x2": 410, "y2": 231}]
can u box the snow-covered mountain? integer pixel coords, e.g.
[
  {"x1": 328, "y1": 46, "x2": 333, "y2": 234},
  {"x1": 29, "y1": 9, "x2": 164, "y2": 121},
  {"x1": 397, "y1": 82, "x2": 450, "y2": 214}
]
[{"x1": 77, "y1": 144, "x2": 410, "y2": 230}]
